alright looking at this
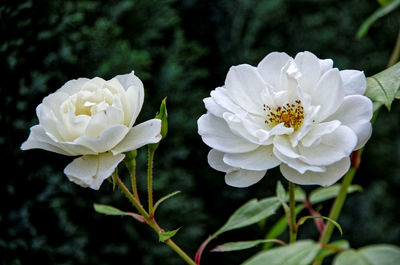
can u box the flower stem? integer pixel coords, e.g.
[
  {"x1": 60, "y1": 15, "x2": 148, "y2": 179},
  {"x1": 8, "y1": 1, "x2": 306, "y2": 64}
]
[
  {"x1": 124, "y1": 150, "x2": 140, "y2": 202},
  {"x1": 288, "y1": 181, "x2": 297, "y2": 243},
  {"x1": 318, "y1": 167, "x2": 357, "y2": 245},
  {"x1": 312, "y1": 151, "x2": 361, "y2": 265},
  {"x1": 147, "y1": 148, "x2": 155, "y2": 215},
  {"x1": 388, "y1": 28, "x2": 400, "y2": 68},
  {"x1": 115, "y1": 175, "x2": 196, "y2": 265}
]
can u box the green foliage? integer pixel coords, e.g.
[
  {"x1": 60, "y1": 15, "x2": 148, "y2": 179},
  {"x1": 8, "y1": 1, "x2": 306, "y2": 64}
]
[
  {"x1": 242, "y1": 240, "x2": 321, "y2": 265},
  {"x1": 215, "y1": 197, "x2": 281, "y2": 236},
  {"x1": 315, "y1": 240, "x2": 350, "y2": 261},
  {"x1": 297, "y1": 216, "x2": 343, "y2": 236},
  {"x1": 212, "y1": 239, "x2": 284, "y2": 252},
  {"x1": 153, "y1": 191, "x2": 181, "y2": 213},
  {"x1": 357, "y1": 0, "x2": 400, "y2": 38},
  {"x1": 333, "y1": 245, "x2": 400, "y2": 265},
  {"x1": 263, "y1": 205, "x2": 305, "y2": 250},
  {"x1": 309, "y1": 184, "x2": 363, "y2": 204},
  {"x1": 365, "y1": 62, "x2": 400, "y2": 111},
  {"x1": 159, "y1": 228, "x2": 180, "y2": 242}
]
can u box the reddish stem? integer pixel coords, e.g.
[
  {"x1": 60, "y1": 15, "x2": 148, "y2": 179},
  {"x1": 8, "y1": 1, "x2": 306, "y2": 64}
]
[
  {"x1": 303, "y1": 200, "x2": 325, "y2": 234},
  {"x1": 195, "y1": 235, "x2": 214, "y2": 265}
]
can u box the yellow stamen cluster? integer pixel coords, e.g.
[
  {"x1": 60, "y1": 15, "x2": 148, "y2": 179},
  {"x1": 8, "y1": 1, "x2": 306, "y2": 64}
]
[{"x1": 263, "y1": 100, "x2": 304, "y2": 130}]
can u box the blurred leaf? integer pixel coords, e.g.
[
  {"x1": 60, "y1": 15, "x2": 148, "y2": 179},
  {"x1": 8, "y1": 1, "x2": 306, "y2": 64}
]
[
  {"x1": 242, "y1": 240, "x2": 321, "y2": 265},
  {"x1": 286, "y1": 186, "x2": 307, "y2": 202},
  {"x1": 378, "y1": 0, "x2": 395, "y2": 6},
  {"x1": 153, "y1": 191, "x2": 181, "y2": 213},
  {"x1": 263, "y1": 205, "x2": 305, "y2": 250},
  {"x1": 276, "y1": 181, "x2": 286, "y2": 204},
  {"x1": 315, "y1": 240, "x2": 350, "y2": 261},
  {"x1": 309, "y1": 184, "x2": 363, "y2": 204},
  {"x1": 212, "y1": 239, "x2": 285, "y2": 252},
  {"x1": 365, "y1": 62, "x2": 400, "y2": 111},
  {"x1": 357, "y1": 0, "x2": 400, "y2": 38},
  {"x1": 333, "y1": 245, "x2": 400, "y2": 265},
  {"x1": 297, "y1": 216, "x2": 343, "y2": 235},
  {"x1": 215, "y1": 197, "x2": 280, "y2": 236},
  {"x1": 159, "y1": 228, "x2": 180, "y2": 242}
]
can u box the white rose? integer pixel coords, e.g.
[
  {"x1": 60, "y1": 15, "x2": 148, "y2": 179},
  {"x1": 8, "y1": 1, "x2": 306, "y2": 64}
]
[
  {"x1": 21, "y1": 71, "x2": 161, "y2": 190},
  {"x1": 198, "y1": 51, "x2": 373, "y2": 187}
]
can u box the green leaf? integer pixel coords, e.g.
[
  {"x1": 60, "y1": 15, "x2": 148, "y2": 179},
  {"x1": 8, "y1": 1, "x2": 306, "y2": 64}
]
[
  {"x1": 242, "y1": 240, "x2": 321, "y2": 265},
  {"x1": 159, "y1": 228, "x2": 180, "y2": 242},
  {"x1": 365, "y1": 61, "x2": 400, "y2": 111},
  {"x1": 297, "y1": 216, "x2": 343, "y2": 235},
  {"x1": 357, "y1": 0, "x2": 400, "y2": 38},
  {"x1": 215, "y1": 197, "x2": 280, "y2": 236},
  {"x1": 212, "y1": 239, "x2": 285, "y2": 252},
  {"x1": 263, "y1": 205, "x2": 305, "y2": 250},
  {"x1": 94, "y1": 203, "x2": 128, "y2": 216},
  {"x1": 309, "y1": 184, "x2": 363, "y2": 204},
  {"x1": 153, "y1": 191, "x2": 181, "y2": 213},
  {"x1": 333, "y1": 244, "x2": 400, "y2": 265},
  {"x1": 315, "y1": 240, "x2": 350, "y2": 261},
  {"x1": 276, "y1": 181, "x2": 286, "y2": 203},
  {"x1": 93, "y1": 204, "x2": 144, "y2": 223}
]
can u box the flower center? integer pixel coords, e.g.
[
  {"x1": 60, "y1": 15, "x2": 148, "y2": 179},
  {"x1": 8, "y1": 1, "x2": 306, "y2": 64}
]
[{"x1": 263, "y1": 100, "x2": 304, "y2": 130}]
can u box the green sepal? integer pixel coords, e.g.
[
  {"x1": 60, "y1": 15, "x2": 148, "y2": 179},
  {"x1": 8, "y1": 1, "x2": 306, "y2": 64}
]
[
  {"x1": 149, "y1": 97, "x2": 168, "y2": 152},
  {"x1": 124, "y1": 150, "x2": 137, "y2": 173}
]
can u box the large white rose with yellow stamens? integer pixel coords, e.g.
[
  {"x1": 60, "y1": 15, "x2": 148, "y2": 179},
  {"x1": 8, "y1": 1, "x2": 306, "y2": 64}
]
[
  {"x1": 198, "y1": 51, "x2": 373, "y2": 187},
  {"x1": 21, "y1": 71, "x2": 161, "y2": 190}
]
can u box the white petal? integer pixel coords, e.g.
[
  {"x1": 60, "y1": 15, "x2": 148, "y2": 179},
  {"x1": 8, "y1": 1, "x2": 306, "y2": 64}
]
[
  {"x1": 294, "y1": 51, "x2": 322, "y2": 94},
  {"x1": 312, "y1": 68, "x2": 344, "y2": 122},
  {"x1": 111, "y1": 119, "x2": 161, "y2": 154},
  {"x1": 222, "y1": 112, "x2": 261, "y2": 144},
  {"x1": 319, "y1": 58, "x2": 333, "y2": 75},
  {"x1": 280, "y1": 157, "x2": 351, "y2": 186},
  {"x1": 340, "y1": 70, "x2": 366, "y2": 96},
  {"x1": 37, "y1": 92, "x2": 71, "y2": 141},
  {"x1": 116, "y1": 72, "x2": 144, "y2": 127},
  {"x1": 301, "y1": 120, "x2": 341, "y2": 147},
  {"x1": 20, "y1": 125, "x2": 99, "y2": 156},
  {"x1": 223, "y1": 145, "x2": 281, "y2": 171},
  {"x1": 57, "y1": 78, "x2": 89, "y2": 95},
  {"x1": 207, "y1": 149, "x2": 236, "y2": 172},
  {"x1": 85, "y1": 106, "x2": 124, "y2": 137},
  {"x1": 225, "y1": 169, "x2": 267, "y2": 188},
  {"x1": 64, "y1": 153, "x2": 125, "y2": 190},
  {"x1": 299, "y1": 125, "x2": 357, "y2": 166},
  {"x1": 21, "y1": 125, "x2": 75, "y2": 156},
  {"x1": 211, "y1": 87, "x2": 248, "y2": 116},
  {"x1": 273, "y1": 148, "x2": 325, "y2": 174},
  {"x1": 327, "y1": 95, "x2": 373, "y2": 149},
  {"x1": 74, "y1": 125, "x2": 129, "y2": 154},
  {"x1": 197, "y1": 114, "x2": 259, "y2": 153},
  {"x1": 273, "y1": 136, "x2": 301, "y2": 158},
  {"x1": 257, "y1": 52, "x2": 291, "y2": 90},
  {"x1": 224, "y1": 64, "x2": 265, "y2": 114},
  {"x1": 204, "y1": 97, "x2": 226, "y2": 117}
]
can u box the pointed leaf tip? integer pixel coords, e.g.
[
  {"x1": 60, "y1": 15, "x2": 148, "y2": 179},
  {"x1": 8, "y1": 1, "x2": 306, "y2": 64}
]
[{"x1": 159, "y1": 228, "x2": 180, "y2": 242}]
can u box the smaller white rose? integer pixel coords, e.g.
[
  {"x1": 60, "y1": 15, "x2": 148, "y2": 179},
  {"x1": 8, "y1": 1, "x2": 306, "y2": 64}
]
[
  {"x1": 21, "y1": 71, "x2": 162, "y2": 190},
  {"x1": 198, "y1": 51, "x2": 373, "y2": 187}
]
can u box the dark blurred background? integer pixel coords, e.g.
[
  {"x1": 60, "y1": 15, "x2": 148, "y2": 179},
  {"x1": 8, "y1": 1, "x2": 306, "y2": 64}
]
[{"x1": 1, "y1": 0, "x2": 399, "y2": 264}]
